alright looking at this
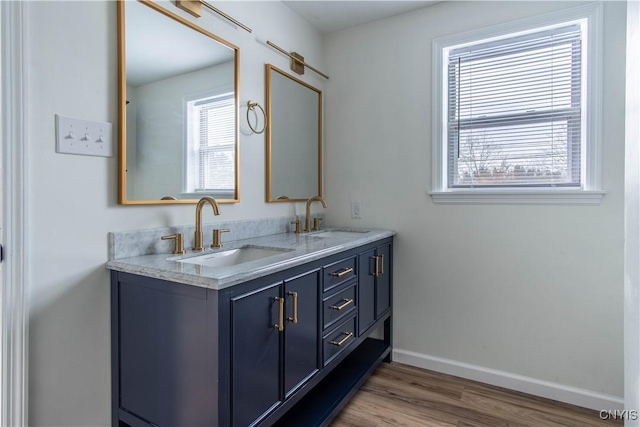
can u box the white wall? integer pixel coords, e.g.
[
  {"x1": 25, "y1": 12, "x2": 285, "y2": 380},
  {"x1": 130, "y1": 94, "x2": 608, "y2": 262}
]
[
  {"x1": 25, "y1": 1, "x2": 324, "y2": 425},
  {"x1": 324, "y1": 0, "x2": 625, "y2": 403}
]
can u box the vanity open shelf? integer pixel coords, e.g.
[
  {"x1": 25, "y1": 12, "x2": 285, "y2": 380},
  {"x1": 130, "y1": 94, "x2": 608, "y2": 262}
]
[
  {"x1": 109, "y1": 232, "x2": 393, "y2": 427},
  {"x1": 272, "y1": 338, "x2": 390, "y2": 427}
]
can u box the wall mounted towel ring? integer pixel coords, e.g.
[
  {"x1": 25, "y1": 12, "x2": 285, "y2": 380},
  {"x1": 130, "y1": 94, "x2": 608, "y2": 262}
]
[{"x1": 247, "y1": 100, "x2": 267, "y2": 134}]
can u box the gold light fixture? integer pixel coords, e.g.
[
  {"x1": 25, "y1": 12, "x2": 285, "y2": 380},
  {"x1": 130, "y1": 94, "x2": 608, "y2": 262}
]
[
  {"x1": 176, "y1": 0, "x2": 252, "y2": 33},
  {"x1": 266, "y1": 41, "x2": 329, "y2": 79}
]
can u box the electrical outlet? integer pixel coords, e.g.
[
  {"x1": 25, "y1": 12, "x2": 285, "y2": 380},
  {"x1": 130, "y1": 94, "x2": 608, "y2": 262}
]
[
  {"x1": 55, "y1": 114, "x2": 113, "y2": 157},
  {"x1": 351, "y1": 200, "x2": 362, "y2": 219}
]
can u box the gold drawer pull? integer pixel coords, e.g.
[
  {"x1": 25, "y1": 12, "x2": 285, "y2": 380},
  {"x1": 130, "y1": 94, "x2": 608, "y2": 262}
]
[
  {"x1": 331, "y1": 267, "x2": 353, "y2": 278},
  {"x1": 330, "y1": 298, "x2": 354, "y2": 311},
  {"x1": 330, "y1": 331, "x2": 354, "y2": 347},
  {"x1": 273, "y1": 297, "x2": 284, "y2": 331},
  {"x1": 379, "y1": 254, "x2": 384, "y2": 275},
  {"x1": 371, "y1": 255, "x2": 379, "y2": 277},
  {"x1": 287, "y1": 291, "x2": 298, "y2": 324}
]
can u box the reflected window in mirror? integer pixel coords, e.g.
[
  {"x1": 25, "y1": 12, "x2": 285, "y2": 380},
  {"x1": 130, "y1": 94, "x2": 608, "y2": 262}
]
[
  {"x1": 185, "y1": 91, "x2": 235, "y2": 198},
  {"x1": 118, "y1": 0, "x2": 240, "y2": 205},
  {"x1": 266, "y1": 64, "x2": 322, "y2": 202}
]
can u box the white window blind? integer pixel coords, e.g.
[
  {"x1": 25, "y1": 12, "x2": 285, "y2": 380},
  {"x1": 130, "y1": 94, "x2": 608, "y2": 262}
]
[
  {"x1": 447, "y1": 24, "x2": 583, "y2": 188},
  {"x1": 186, "y1": 93, "x2": 235, "y2": 195}
]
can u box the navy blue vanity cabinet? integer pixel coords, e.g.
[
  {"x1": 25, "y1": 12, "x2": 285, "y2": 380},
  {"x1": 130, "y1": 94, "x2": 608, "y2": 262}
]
[
  {"x1": 358, "y1": 242, "x2": 392, "y2": 336},
  {"x1": 231, "y1": 270, "x2": 320, "y2": 427},
  {"x1": 111, "y1": 236, "x2": 393, "y2": 427}
]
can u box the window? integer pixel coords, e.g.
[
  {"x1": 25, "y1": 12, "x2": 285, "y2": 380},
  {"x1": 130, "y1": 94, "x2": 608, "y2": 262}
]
[
  {"x1": 185, "y1": 92, "x2": 235, "y2": 197},
  {"x1": 431, "y1": 4, "x2": 604, "y2": 204}
]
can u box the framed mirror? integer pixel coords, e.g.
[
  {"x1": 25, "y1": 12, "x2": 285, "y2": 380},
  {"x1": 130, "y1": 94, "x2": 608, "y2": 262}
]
[
  {"x1": 117, "y1": 0, "x2": 240, "y2": 204},
  {"x1": 265, "y1": 64, "x2": 322, "y2": 202}
]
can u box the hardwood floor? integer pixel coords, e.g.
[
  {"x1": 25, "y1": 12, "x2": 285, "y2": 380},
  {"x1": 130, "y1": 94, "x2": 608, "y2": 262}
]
[{"x1": 330, "y1": 362, "x2": 622, "y2": 427}]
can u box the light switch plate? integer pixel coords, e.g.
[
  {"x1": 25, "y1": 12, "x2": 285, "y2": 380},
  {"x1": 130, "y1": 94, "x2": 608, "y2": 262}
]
[{"x1": 55, "y1": 114, "x2": 113, "y2": 157}]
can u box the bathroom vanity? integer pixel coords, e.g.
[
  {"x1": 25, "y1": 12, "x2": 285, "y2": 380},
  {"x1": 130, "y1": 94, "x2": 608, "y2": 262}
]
[{"x1": 108, "y1": 227, "x2": 394, "y2": 427}]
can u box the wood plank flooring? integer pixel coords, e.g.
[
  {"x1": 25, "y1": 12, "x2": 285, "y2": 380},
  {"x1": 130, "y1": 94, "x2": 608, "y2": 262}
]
[{"x1": 330, "y1": 362, "x2": 622, "y2": 427}]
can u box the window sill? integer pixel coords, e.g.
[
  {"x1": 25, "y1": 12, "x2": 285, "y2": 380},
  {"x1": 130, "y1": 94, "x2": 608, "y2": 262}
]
[{"x1": 429, "y1": 189, "x2": 606, "y2": 205}]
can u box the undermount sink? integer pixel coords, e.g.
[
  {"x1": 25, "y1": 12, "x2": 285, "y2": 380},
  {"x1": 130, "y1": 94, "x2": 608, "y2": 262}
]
[
  {"x1": 309, "y1": 229, "x2": 370, "y2": 239},
  {"x1": 173, "y1": 245, "x2": 292, "y2": 268}
]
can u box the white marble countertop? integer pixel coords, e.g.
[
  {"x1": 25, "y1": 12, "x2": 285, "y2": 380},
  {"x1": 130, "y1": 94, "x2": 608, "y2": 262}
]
[{"x1": 106, "y1": 228, "x2": 395, "y2": 290}]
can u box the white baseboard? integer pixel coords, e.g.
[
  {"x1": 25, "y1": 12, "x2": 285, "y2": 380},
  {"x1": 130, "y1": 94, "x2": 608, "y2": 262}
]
[{"x1": 393, "y1": 348, "x2": 623, "y2": 411}]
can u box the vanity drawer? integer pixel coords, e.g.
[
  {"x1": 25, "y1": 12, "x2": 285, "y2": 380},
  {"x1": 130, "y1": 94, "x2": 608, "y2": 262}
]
[
  {"x1": 323, "y1": 256, "x2": 357, "y2": 292},
  {"x1": 323, "y1": 283, "x2": 356, "y2": 330},
  {"x1": 322, "y1": 315, "x2": 356, "y2": 366}
]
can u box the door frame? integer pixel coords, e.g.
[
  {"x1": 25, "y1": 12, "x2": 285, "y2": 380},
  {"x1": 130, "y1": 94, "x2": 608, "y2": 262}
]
[
  {"x1": 1, "y1": 1, "x2": 29, "y2": 426},
  {"x1": 625, "y1": 1, "x2": 640, "y2": 423}
]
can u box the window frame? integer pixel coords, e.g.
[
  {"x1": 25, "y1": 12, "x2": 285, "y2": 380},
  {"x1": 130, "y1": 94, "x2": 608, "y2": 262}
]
[
  {"x1": 430, "y1": 3, "x2": 605, "y2": 204},
  {"x1": 183, "y1": 89, "x2": 236, "y2": 198}
]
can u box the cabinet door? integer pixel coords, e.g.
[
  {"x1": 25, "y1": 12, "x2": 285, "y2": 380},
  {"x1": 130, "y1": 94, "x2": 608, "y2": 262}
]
[
  {"x1": 375, "y1": 243, "x2": 391, "y2": 317},
  {"x1": 358, "y1": 249, "x2": 376, "y2": 335},
  {"x1": 284, "y1": 270, "x2": 320, "y2": 398},
  {"x1": 231, "y1": 283, "x2": 282, "y2": 427}
]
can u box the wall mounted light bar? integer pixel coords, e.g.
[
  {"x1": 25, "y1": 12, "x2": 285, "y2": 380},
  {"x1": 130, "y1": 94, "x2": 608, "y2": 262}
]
[
  {"x1": 176, "y1": 0, "x2": 252, "y2": 33},
  {"x1": 266, "y1": 41, "x2": 330, "y2": 80}
]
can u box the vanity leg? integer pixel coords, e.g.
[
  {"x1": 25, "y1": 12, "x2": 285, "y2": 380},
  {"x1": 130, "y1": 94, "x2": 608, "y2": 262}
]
[
  {"x1": 383, "y1": 315, "x2": 392, "y2": 363},
  {"x1": 110, "y1": 272, "x2": 121, "y2": 427}
]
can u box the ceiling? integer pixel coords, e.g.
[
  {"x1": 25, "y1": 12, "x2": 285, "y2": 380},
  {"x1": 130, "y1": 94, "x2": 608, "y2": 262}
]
[{"x1": 282, "y1": 1, "x2": 440, "y2": 34}]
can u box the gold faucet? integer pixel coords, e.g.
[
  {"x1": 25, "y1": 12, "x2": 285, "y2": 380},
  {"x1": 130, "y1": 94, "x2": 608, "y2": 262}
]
[
  {"x1": 161, "y1": 233, "x2": 185, "y2": 254},
  {"x1": 212, "y1": 228, "x2": 230, "y2": 249},
  {"x1": 304, "y1": 196, "x2": 327, "y2": 232},
  {"x1": 193, "y1": 196, "x2": 221, "y2": 251},
  {"x1": 290, "y1": 218, "x2": 302, "y2": 234}
]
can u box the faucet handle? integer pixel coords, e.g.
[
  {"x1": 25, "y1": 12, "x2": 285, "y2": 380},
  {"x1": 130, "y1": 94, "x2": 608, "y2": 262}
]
[
  {"x1": 290, "y1": 219, "x2": 302, "y2": 234},
  {"x1": 211, "y1": 229, "x2": 230, "y2": 249},
  {"x1": 161, "y1": 233, "x2": 185, "y2": 254},
  {"x1": 312, "y1": 217, "x2": 323, "y2": 231}
]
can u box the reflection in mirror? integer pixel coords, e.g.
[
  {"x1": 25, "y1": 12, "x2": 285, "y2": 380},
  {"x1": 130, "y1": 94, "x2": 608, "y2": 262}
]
[
  {"x1": 118, "y1": 0, "x2": 239, "y2": 204},
  {"x1": 266, "y1": 65, "x2": 322, "y2": 202}
]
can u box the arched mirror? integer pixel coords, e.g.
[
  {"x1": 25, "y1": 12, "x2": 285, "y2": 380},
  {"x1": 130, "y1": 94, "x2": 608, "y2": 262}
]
[
  {"x1": 266, "y1": 64, "x2": 322, "y2": 202},
  {"x1": 117, "y1": 0, "x2": 240, "y2": 204}
]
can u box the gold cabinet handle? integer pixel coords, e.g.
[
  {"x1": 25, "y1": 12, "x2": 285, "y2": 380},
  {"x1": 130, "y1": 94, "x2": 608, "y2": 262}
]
[
  {"x1": 287, "y1": 291, "x2": 298, "y2": 324},
  {"x1": 331, "y1": 267, "x2": 353, "y2": 278},
  {"x1": 330, "y1": 298, "x2": 354, "y2": 311},
  {"x1": 378, "y1": 254, "x2": 384, "y2": 276},
  {"x1": 371, "y1": 255, "x2": 379, "y2": 277},
  {"x1": 330, "y1": 331, "x2": 354, "y2": 347},
  {"x1": 273, "y1": 297, "x2": 284, "y2": 331}
]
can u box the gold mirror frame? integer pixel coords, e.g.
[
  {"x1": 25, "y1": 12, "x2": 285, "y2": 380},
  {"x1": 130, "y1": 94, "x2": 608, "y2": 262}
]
[
  {"x1": 117, "y1": 0, "x2": 240, "y2": 205},
  {"x1": 265, "y1": 64, "x2": 322, "y2": 202}
]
